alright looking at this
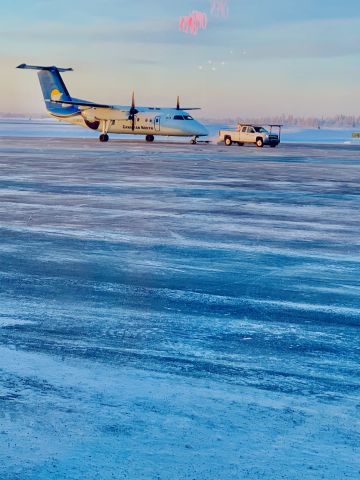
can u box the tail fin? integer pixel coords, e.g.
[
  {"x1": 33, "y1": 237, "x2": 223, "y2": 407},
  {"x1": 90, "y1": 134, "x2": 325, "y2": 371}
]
[{"x1": 17, "y1": 64, "x2": 79, "y2": 117}]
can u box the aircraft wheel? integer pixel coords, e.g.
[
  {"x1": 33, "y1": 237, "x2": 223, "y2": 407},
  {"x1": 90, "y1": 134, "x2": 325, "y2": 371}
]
[
  {"x1": 146, "y1": 135, "x2": 155, "y2": 142},
  {"x1": 256, "y1": 138, "x2": 264, "y2": 148},
  {"x1": 99, "y1": 134, "x2": 109, "y2": 142}
]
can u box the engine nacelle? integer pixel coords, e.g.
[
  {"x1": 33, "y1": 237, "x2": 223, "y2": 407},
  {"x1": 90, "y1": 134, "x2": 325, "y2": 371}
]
[{"x1": 82, "y1": 107, "x2": 129, "y2": 121}]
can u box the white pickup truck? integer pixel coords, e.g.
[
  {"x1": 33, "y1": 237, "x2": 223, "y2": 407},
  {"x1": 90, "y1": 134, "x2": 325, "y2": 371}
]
[{"x1": 219, "y1": 124, "x2": 281, "y2": 148}]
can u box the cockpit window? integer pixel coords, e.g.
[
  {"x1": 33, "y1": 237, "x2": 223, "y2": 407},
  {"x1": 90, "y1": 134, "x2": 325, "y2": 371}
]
[
  {"x1": 174, "y1": 115, "x2": 185, "y2": 120},
  {"x1": 184, "y1": 115, "x2": 193, "y2": 120}
]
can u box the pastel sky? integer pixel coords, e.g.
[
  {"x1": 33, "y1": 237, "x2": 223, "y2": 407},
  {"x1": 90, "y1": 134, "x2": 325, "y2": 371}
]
[{"x1": 1, "y1": 0, "x2": 360, "y2": 117}]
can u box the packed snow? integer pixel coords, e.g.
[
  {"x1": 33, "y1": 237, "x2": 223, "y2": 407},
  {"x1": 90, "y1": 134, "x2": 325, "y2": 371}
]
[{"x1": 0, "y1": 132, "x2": 359, "y2": 479}]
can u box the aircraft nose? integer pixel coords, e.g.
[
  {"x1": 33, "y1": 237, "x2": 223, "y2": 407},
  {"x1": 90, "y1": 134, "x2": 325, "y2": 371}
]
[{"x1": 195, "y1": 122, "x2": 208, "y2": 136}]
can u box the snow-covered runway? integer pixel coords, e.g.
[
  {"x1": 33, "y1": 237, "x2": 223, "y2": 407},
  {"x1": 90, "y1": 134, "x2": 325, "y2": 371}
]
[{"x1": 0, "y1": 137, "x2": 359, "y2": 479}]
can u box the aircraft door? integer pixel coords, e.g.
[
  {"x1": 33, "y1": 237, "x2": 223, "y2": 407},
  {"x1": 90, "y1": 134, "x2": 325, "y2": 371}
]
[{"x1": 154, "y1": 116, "x2": 161, "y2": 132}]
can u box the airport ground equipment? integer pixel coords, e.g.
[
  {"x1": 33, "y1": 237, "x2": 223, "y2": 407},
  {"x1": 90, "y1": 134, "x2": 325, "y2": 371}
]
[{"x1": 219, "y1": 124, "x2": 282, "y2": 148}]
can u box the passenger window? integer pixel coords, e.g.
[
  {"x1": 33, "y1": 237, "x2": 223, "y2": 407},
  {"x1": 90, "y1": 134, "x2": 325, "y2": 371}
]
[{"x1": 242, "y1": 127, "x2": 247, "y2": 133}]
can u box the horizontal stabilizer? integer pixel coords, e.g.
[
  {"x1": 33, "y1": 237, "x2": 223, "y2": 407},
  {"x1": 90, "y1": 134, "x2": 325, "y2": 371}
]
[
  {"x1": 50, "y1": 99, "x2": 113, "y2": 109},
  {"x1": 17, "y1": 63, "x2": 73, "y2": 72}
]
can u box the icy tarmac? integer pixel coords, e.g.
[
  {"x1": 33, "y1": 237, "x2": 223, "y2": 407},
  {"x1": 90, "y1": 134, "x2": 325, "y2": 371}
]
[{"x1": 0, "y1": 137, "x2": 359, "y2": 479}]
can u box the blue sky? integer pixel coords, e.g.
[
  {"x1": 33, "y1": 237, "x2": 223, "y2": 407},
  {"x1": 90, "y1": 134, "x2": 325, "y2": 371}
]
[{"x1": 2, "y1": 0, "x2": 360, "y2": 117}]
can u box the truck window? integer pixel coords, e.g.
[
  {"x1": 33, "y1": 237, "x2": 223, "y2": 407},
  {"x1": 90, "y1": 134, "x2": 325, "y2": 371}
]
[
  {"x1": 248, "y1": 127, "x2": 255, "y2": 133},
  {"x1": 241, "y1": 127, "x2": 247, "y2": 133}
]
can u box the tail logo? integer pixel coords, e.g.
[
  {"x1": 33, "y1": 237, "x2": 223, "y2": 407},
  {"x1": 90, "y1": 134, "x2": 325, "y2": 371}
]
[{"x1": 50, "y1": 88, "x2": 62, "y2": 101}]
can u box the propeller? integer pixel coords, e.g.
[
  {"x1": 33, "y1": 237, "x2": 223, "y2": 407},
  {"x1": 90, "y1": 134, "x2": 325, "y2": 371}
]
[
  {"x1": 176, "y1": 96, "x2": 201, "y2": 111},
  {"x1": 128, "y1": 92, "x2": 138, "y2": 131}
]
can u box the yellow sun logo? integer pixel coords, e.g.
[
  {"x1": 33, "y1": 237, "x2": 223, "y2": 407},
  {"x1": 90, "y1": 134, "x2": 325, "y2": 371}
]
[{"x1": 50, "y1": 88, "x2": 62, "y2": 101}]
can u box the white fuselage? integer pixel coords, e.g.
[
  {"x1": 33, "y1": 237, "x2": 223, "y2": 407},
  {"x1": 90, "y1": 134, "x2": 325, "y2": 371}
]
[{"x1": 51, "y1": 106, "x2": 208, "y2": 138}]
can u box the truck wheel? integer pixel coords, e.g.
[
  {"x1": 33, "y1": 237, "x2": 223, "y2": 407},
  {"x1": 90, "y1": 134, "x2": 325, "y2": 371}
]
[
  {"x1": 256, "y1": 138, "x2": 264, "y2": 148},
  {"x1": 225, "y1": 137, "x2": 232, "y2": 146}
]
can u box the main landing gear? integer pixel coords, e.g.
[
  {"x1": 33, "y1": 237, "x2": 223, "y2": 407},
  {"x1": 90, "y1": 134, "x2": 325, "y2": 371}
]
[
  {"x1": 190, "y1": 136, "x2": 199, "y2": 145},
  {"x1": 99, "y1": 134, "x2": 109, "y2": 142},
  {"x1": 146, "y1": 135, "x2": 155, "y2": 142},
  {"x1": 99, "y1": 120, "x2": 111, "y2": 142}
]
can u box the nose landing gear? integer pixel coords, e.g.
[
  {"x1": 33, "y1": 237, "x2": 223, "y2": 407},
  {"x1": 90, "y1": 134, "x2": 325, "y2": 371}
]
[
  {"x1": 190, "y1": 136, "x2": 199, "y2": 145},
  {"x1": 146, "y1": 135, "x2": 155, "y2": 142}
]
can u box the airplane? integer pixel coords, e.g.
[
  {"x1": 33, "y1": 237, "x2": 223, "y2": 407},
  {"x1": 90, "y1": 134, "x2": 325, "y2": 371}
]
[{"x1": 17, "y1": 64, "x2": 208, "y2": 144}]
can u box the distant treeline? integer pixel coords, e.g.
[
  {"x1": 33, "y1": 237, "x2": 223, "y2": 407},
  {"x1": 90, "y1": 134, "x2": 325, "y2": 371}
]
[
  {"x1": 0, "y1": 113, "x2": 45, "y2": 119},
  {"x1": 203, "y1": 115, "x2": 360, "y2": 128}
]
